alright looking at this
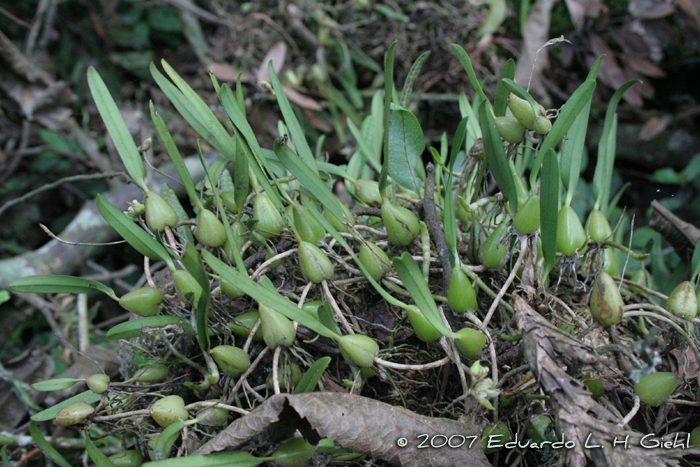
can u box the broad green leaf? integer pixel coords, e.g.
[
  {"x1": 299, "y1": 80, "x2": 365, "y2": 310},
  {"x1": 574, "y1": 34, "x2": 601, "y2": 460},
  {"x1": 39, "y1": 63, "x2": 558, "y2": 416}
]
[
  {"x1": 450, "y1": 44, "x2": 487, "y2": 100},
  {"x1": 400, "y1": 51, "x2": 430, "y2": 109},
  {"x1": 494, "y1": 59, "x2": 515, "y2": 117},
  {"x1": 294, "y1": 356, "x2": 332, "y2": 394},
  {"x1": 31, "y1": 378, "x2": 81, "y2": 392},
  {"x1": 29, "y1": 421, "x2": 73, "y2": 467},
  {"x1": 593, "y1": 79, "x2": 640, "y2": 214},
  {"x1": 87, "y1": 67, "x2": 146, "y2": 191},
  {"x1": 106, "y1": 316, "x2": 196, "y2": 340},
  {"x1": 154, "y1": 421, "x2": 184, "y2": 460},
  {"x1": 203, "y1": 251, "x2": 341, "y2": 340},
  {"x1": 273, "y1": 139, "x2": 345, "y2": 223},
  {"x1": 379, "y1": 41, "x2": 397, "y2": 200},
  {"x1": 31, "y1": 390, "x2": 102, "y2": 421},
  {"x1": 479, "y1": 100, "x2": 517, "y2": 209},
  {"x1": 540, "y1": 148, "x2": 559, "y2": 274},
  {"x1": 388, "y1": 105, "x2": 425, "y2": 192},
  {"x1": 150, "y1": 101, "x2": 199, "y2": 207},
  {"x1": 142, "y1": 451, "x2": 269, "y2": 467},
  {"x1": 530, "y1": 79, "x2": 596, "y2": 187},
  {"x1": 96, "y1": 195, "x2": 176, "y2": 271},
  {"x1": 181, "y1": 241, "x2": 211, "y2": 352},
  {"x1": 392, "y1": 252, "x2": 458, "y2": 338},
  {"x1": 10, "y1": 275, "x2": 118, "y2": 301},
  {"x1": 268, "y1": 63, "x2": 317, "y2": 172},
  {"x1": 85, "y1": 435, "x2": 117, "y2": 467},
  {"x1": 444, "y1": 117, "x2": 469, "y2": 257}
]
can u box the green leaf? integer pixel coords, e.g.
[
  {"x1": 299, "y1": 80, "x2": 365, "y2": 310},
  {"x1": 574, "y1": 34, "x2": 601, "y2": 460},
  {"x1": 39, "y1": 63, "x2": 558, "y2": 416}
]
[
  {"x1": 31, "y1": 390, "x2": 101, "y2": 421},
  {"x1": 85, "y1": 435, "x2": 117, "y2": 467},
  {"x1": 2, "y1": 446, "x2": 12, "y2": 467},
  {"x1": 691, "y1": 237, "x2": 700, "y2": 283},
  {"x1": 273, "y1": 139, "x2": 345, "y2": 223},
  {"x1": 268, "y1": 62, "x2": 317, "y2": 172},
  {"x1": 29, "y1": 421, "x2": 73, "y2": 467},
  {"x1": 161, "y1": 184, "x2": 195, "y2": 245},
  {"x1": 530, "y1": 79, "x2": 596, "y2": 187},
  {"x1": 31, "y1": 378, "x2": 82, "y2": 392},
  {"x1": 494, "y1": 59, "x2": 516, "y2": 117},
  {"x1": 294, "y1": 356, "x2": 332, "y2": 394},
  {"x1": 9, "y1": 275, "x2": 118, "y2": 301},
  {"x1": 106, "y1": 316, "x2": 196, "y2": 340},
  {"x1": 388, "y1": 105, "x2": 425, "y2": 192},
  {"x1": 96, "y1": 194, "x2": 175, "y2": 270},
  {"x1": 142, "y1": 451, "x2": 269, "y2": 467},
  {"x1": 500, "y1": 78, "x2": 539, "y2": 125},
  {"x1": 444, "y1": 117, "x2": 469, "y2": 257},
  {"x1": 540, "y1": 148, "x2": 559, "y2": 274},
  {"x1": 392, "y1": 252, "x2": 458, "y2": 338},
  {"x1": 594, "y1": 79, "x2": 640, "y2": 214},
  {"x1": 87, "y1": 67, "x2": 146, "y2": 191},
  {"x1": 0, "y1": 290, "x2": 9, "y2": 306},
  {"x1": 450, "y1": 44, "x2": 487, "y2": 100},
  {"x1": 234, "y1": 138, "x2": 249, "y2": 215},
  {"x1": 477, "y1": 0, "x2": 506, "y2": 37},
  {"x1": 154, "y1": 421, "x2": 184, "y2": 460},
  {"x1": 479, "y1": 100, "x2": 517, "y2": 209},
  {"x1": 400, "y1": 51, "x2": 430, "y2": 109},
  {"x1": 181, "y1": 242, "x2": 211, "y2": 352},
  {"x1": 202, "y1": 251, "x2": 341, "y2": 340},
  {"x1": 150, "y1": 101, "x2": 199, "y2": 208},
  {"x1": 158, "y1": 60, "x2": 235, "y2": 159},
  {"x1": 379, "y1": 41, "x2": 397, "y2": 200}
]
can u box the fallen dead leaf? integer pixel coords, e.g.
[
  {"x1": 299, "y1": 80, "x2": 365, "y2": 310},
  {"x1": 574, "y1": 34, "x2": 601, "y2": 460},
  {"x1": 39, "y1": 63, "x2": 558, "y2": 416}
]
[
  {"x1": 196, "y1": 392, "x2": 490, "y2": 467},
  {"x1": 649, "y1": 199, "x2": 700, "y2": 261},
  {"x1": 514, "y1": 0, "x2": 559, "y2": 100}
]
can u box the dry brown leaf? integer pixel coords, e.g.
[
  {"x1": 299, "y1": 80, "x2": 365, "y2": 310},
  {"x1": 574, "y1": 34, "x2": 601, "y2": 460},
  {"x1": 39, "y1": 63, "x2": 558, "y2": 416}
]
[
  {"x1": 0, "y1": 349, "x2": 54, "y2": 430},
  {"x1": 621, "y1": 55, "x2": 666, "y2": 78},
  {"x1": 206, "y1": 62, "x2": 255, "y2": 83},
  {"x1": 564, "y1": 0, "x2": 603, "y2": 29},
  {"x1": 649, "y1": 199, "x2": 700, "y2": 261},
  {"x1": 670, "y1": 347, "x2": 700, "y2": 380},
  {"x1": 514, "y1": 0, "x2": 559, "y2": 100},
  {"x1": 639, "y1": 115, "x2": 671, "y2": 141},
  {"x1": 629, "y1": 0, "x2": 676, "y2": 18},
  {"x1": 281, "y1": 85, "x2": 323, "y2": 111},
  {"x1": 514, "y1": 294, "x2": 700, "y2": 467},
  {"x1": 589, "y1": 36, "x2": 644, "y2": 107},
  {"x1": 196, "y1": 392, "x2": 490, "y2": 467},
  {"x1": 256, "y1": 41, "x2": 287, "y2": 83}
]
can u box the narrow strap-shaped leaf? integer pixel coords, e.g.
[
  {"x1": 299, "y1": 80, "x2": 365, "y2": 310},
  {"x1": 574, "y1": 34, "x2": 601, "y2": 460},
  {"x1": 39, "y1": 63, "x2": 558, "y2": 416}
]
[
  {"x1": 87, "y1": 67, "x2": 146, "y2": 192},
  {"x1": 96, "y1": 194, "x2": 175, "y2": 271},
  {"x1": 142, "y1": 451, "x2": 269, "y2": 467},
  {"x1": 400, "y1": 51, "x2": 430, "y2": 108},
  {"x1": 392, "y1": 252, "x2": 458, "y2": 338},
  {"x1": 159, "y1": 60, "x2": 235, "y2": 159},
  {"x1": 540, "y1": 148, "x2": 560, "y2": 274},
  {"x1": 494, "y1": 59, "x2": 516, "y2": 117},
  {"x1": 268, "y1": 63, "x2": 317, "y2": 172},
  {"x1": 529, "y1": 79, "x2": 596, "y2": 187},
  {"x1": 10, "y1": 274, "x2": 118, "y2": 300},
  {"x1": 233, "y1": 138, "x2": 250, "y2": 216},
  {"x1": 106, "y1": 316, "x2": 196, "y2": 340},
  {"x1": 293, "y1": 356, "x2": 332, "y2": 394},
  {"x1": 273, "y1": 139, "x2": 344, "y2": 222},
  {"x1": 85, "y1": 435, "x2": 118, "y2": 467},
  {"x1": 379, "y1": 41, "x2": 397, "y2": 199},
  {"x1": 479, "y1": 100, "x2": 517, "y2": 209},
  {"x1": 31, "y1": 390, "x2": 102, "y2": 421},
  {"x1": 594, "y1": 79, "x2": 640, "y2": 213},
  {"x1": 203, "y1": 251, "x2": 341, "y2": 340},
  {"x1": 31, "y1": 378, "x2": 81, "y2": 392},
  {"x1": 181, "y1": 241, "x2": 211, "y2": 352},
  {"x1": 29, "y1": 421, "x2": 73, "y2": 467},
  {"x1": 154, "y1": 421, "x2": 184, "y2": 461},
  {"x1": 450, "y1": 44, "x2": 487, "y2": 101},
  {"x1": 150, "y1": 101, "x2": 199, "y2": 207}
]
